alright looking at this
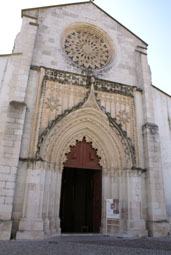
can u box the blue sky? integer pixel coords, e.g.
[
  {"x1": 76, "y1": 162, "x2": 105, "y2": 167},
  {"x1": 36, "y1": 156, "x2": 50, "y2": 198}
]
[{"x1": 0, "y1": 0, "x2": 170, "y2": 95}]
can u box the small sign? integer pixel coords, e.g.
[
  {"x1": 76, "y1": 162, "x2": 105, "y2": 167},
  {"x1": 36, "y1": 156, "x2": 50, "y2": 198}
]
[{"x1": 106, "y1": 199, "x2": 120, "y2": 219}]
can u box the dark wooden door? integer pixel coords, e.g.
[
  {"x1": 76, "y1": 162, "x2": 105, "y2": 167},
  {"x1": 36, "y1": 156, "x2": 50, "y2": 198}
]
[
  {"x1": 60, "y1": 140, "x2": 102, "y2": 233},
  {"x1": 60, "y1": 168, "x2": 94, "y2": 232},
  {"x1": 64, "y1": 140, "x2": 101, "y2": 170}
]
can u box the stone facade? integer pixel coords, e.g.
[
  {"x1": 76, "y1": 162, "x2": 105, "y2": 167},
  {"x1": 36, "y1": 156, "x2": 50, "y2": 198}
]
[{"x1": 0, "y1": 1, "x2": 170, "y2": 240}]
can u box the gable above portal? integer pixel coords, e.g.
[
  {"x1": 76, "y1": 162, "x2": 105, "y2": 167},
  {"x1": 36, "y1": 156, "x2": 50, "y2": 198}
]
[{"x1": 22, "y1": 1, "x2": 147, "y2": 46}]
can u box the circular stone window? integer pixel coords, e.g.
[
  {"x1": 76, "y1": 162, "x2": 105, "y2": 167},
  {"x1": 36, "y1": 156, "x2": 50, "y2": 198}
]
[{"x1": 62, "y1": 23, "x2": 114, "y2": 71}]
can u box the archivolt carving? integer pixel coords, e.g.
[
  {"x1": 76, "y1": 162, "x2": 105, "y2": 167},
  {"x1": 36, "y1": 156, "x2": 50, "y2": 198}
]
[{"x1": 38, "y1": 106, "x2": 133, "y2": 174}]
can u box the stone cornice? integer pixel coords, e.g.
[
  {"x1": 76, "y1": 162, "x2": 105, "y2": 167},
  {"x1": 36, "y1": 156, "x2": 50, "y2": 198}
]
[
  {"x1": 10, "y1": 100, "x2": 27, "y2": 107},
  {"x1": 0, "y1": 53, "x2": 22, "y2": 57},
  {"x1": 142, "y1": 122, "x2": 158, "y2": 130},
  {"x1": 131, "y1": 167, "x2": 147, "y2": 173},
  {"x1": 22, "y1": 14, "x2": 38, "y2": 20},
  {"x1": 135, "y1": 49, "x2": 147, "y2": 55},
  {"x1": 29, "y1": 22, "x2": 39, "y2": 27}
]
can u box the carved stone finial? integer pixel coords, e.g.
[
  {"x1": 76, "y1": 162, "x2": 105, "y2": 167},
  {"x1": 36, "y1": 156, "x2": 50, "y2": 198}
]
[
  {"x1": 90, "y1": 76, "x2": 96, "y2": 86},
  {"x1": 82, "y1": 82, "x2": 100, "y2": 110}
]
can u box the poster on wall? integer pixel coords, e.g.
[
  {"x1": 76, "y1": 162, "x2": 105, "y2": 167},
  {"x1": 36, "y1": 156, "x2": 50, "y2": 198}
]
[{"x1": 106, "y1": 199, "x2": 120, "y2": 219}]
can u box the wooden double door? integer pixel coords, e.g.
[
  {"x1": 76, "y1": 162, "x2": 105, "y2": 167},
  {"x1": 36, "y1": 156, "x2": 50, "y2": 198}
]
[{"x1": 60, "y1": 140, "x2": 102, "y2": 233}]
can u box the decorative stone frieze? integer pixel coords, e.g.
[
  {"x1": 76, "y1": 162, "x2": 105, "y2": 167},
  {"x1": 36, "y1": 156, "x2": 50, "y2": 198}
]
[{"x1": 43, "y1": 67, "x2": 135, "y2": 97}]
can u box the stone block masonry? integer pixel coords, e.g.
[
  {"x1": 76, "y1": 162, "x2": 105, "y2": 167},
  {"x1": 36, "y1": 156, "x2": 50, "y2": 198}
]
[
  {"x1": 0, "y1": 103, "x2": 26, "y2": 240},
  {"x1": 0, "y1": 1, "x2": 170, "y2": 240}
]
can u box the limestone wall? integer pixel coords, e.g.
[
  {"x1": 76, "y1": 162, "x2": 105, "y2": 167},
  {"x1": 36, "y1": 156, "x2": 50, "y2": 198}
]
[
  {"x1": 0, "y1": 56, "x2": 8, "y2": 89},
  {"x1": 22, "y1": 2, "x2": 147, "y2": 87},
  {"x1": 0, "y1": 2, "x2": 170, "y2": 240},
  {"x1": 152, "y1": 87, "x2": 171, "y2": 222},
  {"x1": 0, "y1": 14, "x2": 38, "y2": 239}
]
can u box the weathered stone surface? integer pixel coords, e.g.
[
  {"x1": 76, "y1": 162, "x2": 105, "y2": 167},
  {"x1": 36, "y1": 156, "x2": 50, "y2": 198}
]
[
  {"x1": 0, "y1": 1, "x2": 170, "y2": 240},
  {"x1": 0, "y1": 221, "x2": 12, "y2": 240}
]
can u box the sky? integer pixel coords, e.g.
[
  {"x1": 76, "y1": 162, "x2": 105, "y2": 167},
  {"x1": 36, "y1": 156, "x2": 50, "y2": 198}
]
[{"x1": 0, "y1": 0, "x2": 170, "y2": 95}]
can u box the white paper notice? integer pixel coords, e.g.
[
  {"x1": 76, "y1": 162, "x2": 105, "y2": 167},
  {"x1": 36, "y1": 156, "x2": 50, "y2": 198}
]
[{"x1": 106, "y1": 199, "x2": 120, "y2": 219}]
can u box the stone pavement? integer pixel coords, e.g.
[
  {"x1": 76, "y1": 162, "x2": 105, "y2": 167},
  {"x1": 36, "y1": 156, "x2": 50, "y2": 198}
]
[{"x1": 0, "y1": 235, "x2": 171, "y2": 255}]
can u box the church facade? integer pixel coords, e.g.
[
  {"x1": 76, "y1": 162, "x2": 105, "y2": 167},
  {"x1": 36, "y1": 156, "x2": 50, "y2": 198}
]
[{"x1": 0, "y1": 1, "x2": 171, "y2": 240}]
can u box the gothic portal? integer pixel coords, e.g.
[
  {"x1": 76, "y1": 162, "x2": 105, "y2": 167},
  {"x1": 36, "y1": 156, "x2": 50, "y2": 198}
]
[{"x1": 0, "y1": 1, "x2": 171, "y2": 240}]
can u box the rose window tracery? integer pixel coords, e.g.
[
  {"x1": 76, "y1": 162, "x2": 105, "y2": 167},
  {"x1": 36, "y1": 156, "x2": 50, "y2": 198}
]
[{"x1": 63, "y1": 24, "x2": 114, "y2": 70}]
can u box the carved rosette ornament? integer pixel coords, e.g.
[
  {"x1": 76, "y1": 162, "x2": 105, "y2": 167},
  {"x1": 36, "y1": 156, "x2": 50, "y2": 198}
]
[{"x1": 62, "y1": 23, "x2": 114, "y2": 70}]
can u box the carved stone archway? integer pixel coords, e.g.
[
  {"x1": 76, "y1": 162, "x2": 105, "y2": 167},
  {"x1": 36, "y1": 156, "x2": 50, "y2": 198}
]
[
  {"x1": 36, "y1": 104, "x2": 133, "y2": 234},
  {"x1": 40, "y1": 108, "x2": 129, "y2": 171},
  {"x1": 16, "y1": 85, "x2": 147, "y2": 239}
]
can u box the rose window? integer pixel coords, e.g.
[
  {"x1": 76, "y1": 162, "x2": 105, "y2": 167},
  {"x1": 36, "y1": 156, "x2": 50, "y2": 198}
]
[{"x1": 63, "y1": 25, "x2": 114, "y2": 70}]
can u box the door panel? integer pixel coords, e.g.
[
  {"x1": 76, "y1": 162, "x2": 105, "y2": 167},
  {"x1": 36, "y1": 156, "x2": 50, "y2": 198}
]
[
  {"x1": 60, "y1": 140, "x2": 102, "y2": 233},
  {"x1": 60, "y1": 168, "x2": 94, "y2": 232}
]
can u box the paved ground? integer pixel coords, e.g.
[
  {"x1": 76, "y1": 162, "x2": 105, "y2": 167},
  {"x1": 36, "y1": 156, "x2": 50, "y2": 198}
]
[{"x1": 1, "y1": 235, "x2": 171, "y2": 255}]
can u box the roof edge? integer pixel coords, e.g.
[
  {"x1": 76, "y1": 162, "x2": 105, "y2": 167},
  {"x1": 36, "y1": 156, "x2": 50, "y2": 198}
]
[
  {"x1": 21, "y1": 1, "x2": 90, "y2": 16},
  {"x1": 152, "y1": 85, "x2": 171, "y2": 97},
  {"x1": 21, "y1": 0, "x2": 148, "y2": 46},
  {"x1": 91, "y1": 2, "x2": 148, "y2": 46}
]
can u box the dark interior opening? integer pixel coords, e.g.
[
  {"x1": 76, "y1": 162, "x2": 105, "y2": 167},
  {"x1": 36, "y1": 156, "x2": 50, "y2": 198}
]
[{"x1": 60, "y1": 167, "x2": 101, "y2": 233}]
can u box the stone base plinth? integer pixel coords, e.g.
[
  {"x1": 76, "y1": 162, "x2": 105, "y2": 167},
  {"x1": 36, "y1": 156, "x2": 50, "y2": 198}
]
[
  {"x1": 16, "y1": 230, "x2": 44, "y2": 240},
  {"x1": 115, "y1": 219, "x2": 148, "y2": 238},
  {"x1": 147, "y1": 221, "x2": 170, "y2": 237},
  {"x1": 0, "y1": 220, "x2": 12, "y2": 240},
  {"x1": 16, "y1": 218, "x2": 44, "y2": 240},
  {"x1": 125, "y1": 219, "x2": 148, "y2": 238},
  {"x1": 122, "y1": 229, "x2": 148, "y2": 238}
]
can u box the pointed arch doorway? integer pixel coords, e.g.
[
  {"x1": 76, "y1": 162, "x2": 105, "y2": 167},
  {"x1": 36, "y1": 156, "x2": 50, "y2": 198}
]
[{"x1": 60, "y1": 139, "x2": 102, "y2": 233}]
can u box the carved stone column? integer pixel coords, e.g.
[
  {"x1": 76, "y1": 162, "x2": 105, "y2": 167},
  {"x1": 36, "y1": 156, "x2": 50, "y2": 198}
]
[
  {"x1": 16, "y1": 161, "x2": 46, "y2": 240},
  {"x1": 142, "y1": 123, "x2": 169, "y2": 236},
  {"x1": 54, "y1": 168, "x2": 62, "y2": 235},
  {"x1": 100, "y1": 172, "x2": 109, "y2": 234},
  {"x1": 42, "y1": 162, "x2": 52, "y2": 236},
  {"x1": 48, "y1": 168, "x2": 56, "y2": 234},
  {"x1": 119, "y1": 171, "x2": 128, "y2": 234}
]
